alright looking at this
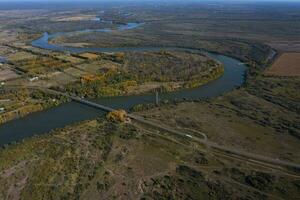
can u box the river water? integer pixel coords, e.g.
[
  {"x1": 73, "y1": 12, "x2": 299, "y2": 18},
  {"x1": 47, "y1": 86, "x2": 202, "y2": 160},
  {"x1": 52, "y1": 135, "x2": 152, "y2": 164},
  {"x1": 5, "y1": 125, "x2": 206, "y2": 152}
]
[
  {"x1": 0, "y1": 23, "x2": 247, "y2": 146},
  {"x1": 0, "y1": 56, "x2": 7, "y2": 63}
]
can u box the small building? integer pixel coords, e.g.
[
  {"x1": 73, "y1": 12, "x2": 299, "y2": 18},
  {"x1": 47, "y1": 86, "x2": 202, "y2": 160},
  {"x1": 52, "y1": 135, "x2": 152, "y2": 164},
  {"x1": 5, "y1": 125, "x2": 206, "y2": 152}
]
[{"x1": 29, "y1": 76, "x2": 39, "y2": 82}]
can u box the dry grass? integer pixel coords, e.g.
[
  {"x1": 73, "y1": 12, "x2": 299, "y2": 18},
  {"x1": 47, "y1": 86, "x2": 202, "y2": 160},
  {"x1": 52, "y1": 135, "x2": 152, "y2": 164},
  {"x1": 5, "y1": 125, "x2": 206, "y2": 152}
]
[
  {"x1": 56, "y1": 55, "x2": 84, "y2": 64},
  {"x1": 76, "y1": 60, "x2": 118, "y2": 73},
  {"x1": 137, "y1": 90, "x2": 300, "y2": 163},
  {"x1": 52, "y1": 15, "x2": 96, "y2": 22},
  {"x1": 64, "y1": 67, "x2": 87, "y2": 77},
  {"x1": 79, "y1": 52, "x2": 99, "y2": 60},
  {"x1": 266, "y1": 53, "x2": 300, "y2": 76},
  {"x1": 49, "y1": 71, "x2": 76, "y2": 85},
  {"x1": 8, "y1": 52, "x2": 37, "y2": 62}
]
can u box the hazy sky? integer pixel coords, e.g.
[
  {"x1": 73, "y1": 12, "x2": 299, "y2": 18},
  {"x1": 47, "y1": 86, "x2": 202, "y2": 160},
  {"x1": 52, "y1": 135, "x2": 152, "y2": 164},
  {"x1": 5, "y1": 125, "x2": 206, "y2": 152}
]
[
  {"x1": 0, "y1": 0, "x2": 300, "y2": 1},
  {"x1": 1, "y1": 0, "x2": 300, "y2": 4}
]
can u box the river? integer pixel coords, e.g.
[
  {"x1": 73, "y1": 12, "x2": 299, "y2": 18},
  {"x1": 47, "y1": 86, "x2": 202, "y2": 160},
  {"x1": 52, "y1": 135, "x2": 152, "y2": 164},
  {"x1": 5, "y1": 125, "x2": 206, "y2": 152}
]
[
  {"x1": 0, "y1": 23, "x2": 247, "y2": 146},
  {"x1": 0, "y1": 56, "x2": 7, "y2": 63}
]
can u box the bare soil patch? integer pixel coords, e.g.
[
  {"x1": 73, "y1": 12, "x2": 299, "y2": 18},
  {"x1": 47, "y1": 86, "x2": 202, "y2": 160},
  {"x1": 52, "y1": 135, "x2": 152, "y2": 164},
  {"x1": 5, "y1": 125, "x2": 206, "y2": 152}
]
[
  {"x1": 0, "y1": 67, "x2": 19, "y2": 81},
  {"x1": 266, "y1": 53, "x2": 300, "y2": 76}
]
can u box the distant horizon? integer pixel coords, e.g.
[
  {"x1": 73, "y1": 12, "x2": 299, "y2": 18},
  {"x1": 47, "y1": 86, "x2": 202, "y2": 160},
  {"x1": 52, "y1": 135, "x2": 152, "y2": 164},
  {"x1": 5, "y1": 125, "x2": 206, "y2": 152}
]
[
  {"x1": 0, "y1": 0, "x2": 300, "y2": 2},
  {"x1": 1, "y1": 0, "x2": 300, "y2": 11}
]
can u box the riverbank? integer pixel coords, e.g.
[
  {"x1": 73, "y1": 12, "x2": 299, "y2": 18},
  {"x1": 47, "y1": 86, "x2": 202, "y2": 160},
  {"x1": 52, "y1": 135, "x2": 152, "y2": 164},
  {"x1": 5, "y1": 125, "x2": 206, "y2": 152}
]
[
  {"x1": 0, "y1": 52, "x2": 246, "y2": 146},
  {"x1": 1, "y1": 3, "x2": 300, "y2": 199},
  {"x1": 0, "y1": 20, "x2": 226, "y2": 126},
  {"x1": 132, "y1": 50, "x2": 300, "y2": 163},
  {"x1": 1, "y1": 112, "x2": 299, "y2": 199},
  {"x1": 0, "y1": 50, "x2": 299, "y2": 199},
  {"x1": 0, "y1": 87, "x2": 69, "y2": 126},
  {"x1": 0, "y1": 48, "x2": 224, "y2": 126}
]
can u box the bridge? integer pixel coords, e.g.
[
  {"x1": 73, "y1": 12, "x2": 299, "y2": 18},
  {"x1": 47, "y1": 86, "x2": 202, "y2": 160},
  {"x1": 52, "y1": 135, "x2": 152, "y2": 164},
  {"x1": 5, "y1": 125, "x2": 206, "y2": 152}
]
[
  {"x1": 43, "y1": 88, "x2": 114, "y2": 112},
  {"x1": 2, "y1": 85, "x2": 300, "y2": 172}
]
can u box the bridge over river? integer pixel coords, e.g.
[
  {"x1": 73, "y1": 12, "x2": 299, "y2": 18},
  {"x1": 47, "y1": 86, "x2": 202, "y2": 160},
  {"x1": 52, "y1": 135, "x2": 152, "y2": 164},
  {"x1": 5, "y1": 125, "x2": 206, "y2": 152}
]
[{"x1": 4, "y1": 86, "x2": 300, "y2": 173}]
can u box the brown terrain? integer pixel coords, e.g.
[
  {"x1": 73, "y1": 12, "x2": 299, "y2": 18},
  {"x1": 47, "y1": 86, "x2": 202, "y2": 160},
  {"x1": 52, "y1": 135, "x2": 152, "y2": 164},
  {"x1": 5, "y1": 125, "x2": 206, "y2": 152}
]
[{"x1": 266, "y1": 53, "x2": 300, "y2": 76}]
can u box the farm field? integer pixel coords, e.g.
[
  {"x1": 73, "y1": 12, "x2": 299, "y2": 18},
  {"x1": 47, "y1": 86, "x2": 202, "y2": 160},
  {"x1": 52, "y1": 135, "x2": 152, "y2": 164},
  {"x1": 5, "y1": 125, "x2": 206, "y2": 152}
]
[
  {"x1": 7, "y1": 51, "x2": 37, "y2": 62},
  {"x1": 266, "y1": 53, "x2": 300, "y2": 76}
]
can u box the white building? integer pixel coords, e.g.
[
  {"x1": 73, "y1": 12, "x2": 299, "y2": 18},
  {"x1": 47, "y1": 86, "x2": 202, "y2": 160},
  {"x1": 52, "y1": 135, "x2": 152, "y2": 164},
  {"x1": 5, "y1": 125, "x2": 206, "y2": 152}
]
[{"x1": 29, "y1": 77, "x2": 39, "y2": 82}]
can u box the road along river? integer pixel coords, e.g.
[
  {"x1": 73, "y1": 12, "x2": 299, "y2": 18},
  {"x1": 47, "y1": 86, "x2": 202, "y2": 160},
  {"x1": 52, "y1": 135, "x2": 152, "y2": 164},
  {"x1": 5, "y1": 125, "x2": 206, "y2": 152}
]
[{"x1": 0, "y1": 23, "x2": 247, "y2": 146}]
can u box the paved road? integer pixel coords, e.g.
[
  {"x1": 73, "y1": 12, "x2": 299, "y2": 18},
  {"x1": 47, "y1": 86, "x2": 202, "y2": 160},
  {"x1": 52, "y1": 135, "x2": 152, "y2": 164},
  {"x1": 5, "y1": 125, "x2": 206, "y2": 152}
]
[
  {"x1": 128, "y1": 113, "x2": 300, "y2": 171},
  {"x1": 3, "y1": 85, "x2": 300, "y2": 172}
]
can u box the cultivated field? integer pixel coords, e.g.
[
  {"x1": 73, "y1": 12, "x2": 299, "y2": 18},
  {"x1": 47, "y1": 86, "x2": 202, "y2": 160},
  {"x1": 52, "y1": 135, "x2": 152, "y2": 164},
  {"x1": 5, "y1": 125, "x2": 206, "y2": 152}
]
[
  {"x1": 266, "y1": 53, "x2": 300, "y2": 76},
  {"x1": 8, "y1": 51, "x2": 37, "y2": 62}
]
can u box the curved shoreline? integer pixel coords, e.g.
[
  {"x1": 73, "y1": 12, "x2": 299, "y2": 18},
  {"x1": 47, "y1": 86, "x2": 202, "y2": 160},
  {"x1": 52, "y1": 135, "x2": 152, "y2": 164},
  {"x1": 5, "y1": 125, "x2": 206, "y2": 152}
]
[
  {"x1": 0, "y1": 52, "x2": 246, "y2": 146},
  {"x1": 0, "y1": 23, "x2": 247, "y2": 146},
  {"x1": 31, "y1": 22, "x2": 146, "y2": 53}
]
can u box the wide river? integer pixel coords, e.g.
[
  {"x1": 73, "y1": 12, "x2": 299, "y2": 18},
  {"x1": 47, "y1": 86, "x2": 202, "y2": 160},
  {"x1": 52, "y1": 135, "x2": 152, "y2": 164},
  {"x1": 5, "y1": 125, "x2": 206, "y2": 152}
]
[{"x1": 0, "y1": 22, "x2": 247, "y2": 146}]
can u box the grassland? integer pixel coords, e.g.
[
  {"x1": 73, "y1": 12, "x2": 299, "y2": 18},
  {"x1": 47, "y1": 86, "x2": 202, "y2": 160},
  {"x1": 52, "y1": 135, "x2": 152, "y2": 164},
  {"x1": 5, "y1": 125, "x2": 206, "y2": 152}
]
[
  {"x1": 0, "y1": 2, "x2": 299, "y2": 199},
  {"x1": 42, "y1": 3, "x2": 300, "y2": 64},
  {"x1": 0, "y1": 119, "x2": 299, "y2": 200},
  {"x1": 0, "y1": 42, "x2": 299, "y2": 199},
  {"x1": 12, "y1": 2, "x2": 299, "y2": 50},
  {"x1": 133, "y1": 52, "x2": 300, "y2": 163}
]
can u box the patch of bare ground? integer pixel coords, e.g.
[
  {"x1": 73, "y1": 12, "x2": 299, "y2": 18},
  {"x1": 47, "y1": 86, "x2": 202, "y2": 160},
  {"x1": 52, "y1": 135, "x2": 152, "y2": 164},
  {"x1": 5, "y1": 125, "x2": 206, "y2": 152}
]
[
  {"x1": 0, "y1": 161, "x2": 27, "y2": 179},
  {"x1": 0, "y1": 68, "x2": 20, "y2": 81},
  {"x1": 1, "y1": 160, "x2": 33, "y2": 200},
  {"x1": 6, "y1": 176, "x2": 28, "y2": 200},
  {"x1": 265, "y1": 53, "x2": 300, "y2": 76}
]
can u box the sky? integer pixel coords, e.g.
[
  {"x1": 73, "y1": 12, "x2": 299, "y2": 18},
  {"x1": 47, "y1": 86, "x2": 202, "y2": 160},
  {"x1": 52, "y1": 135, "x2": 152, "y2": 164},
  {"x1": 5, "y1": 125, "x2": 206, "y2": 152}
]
[
  {"x1": 0, "y1": 0, "x2": 300, "y2": 1},
  {"x1": 1, "y1": 0, "x2": 300, "y2": 5}
]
